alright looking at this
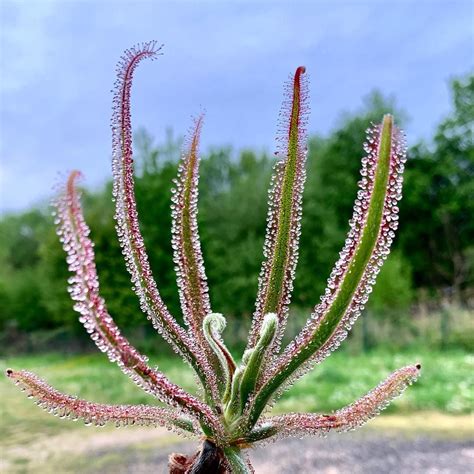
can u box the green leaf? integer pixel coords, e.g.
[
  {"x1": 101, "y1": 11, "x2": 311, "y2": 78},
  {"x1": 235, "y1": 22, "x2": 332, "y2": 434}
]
[
  {"x1": 240, "y1": 313, "x2": 278, "y2": 412},
  {"x1": 223, "y1": 447, "x2": 252, "y2": 473},
  {"x1": 248, "y1": 115, "x2": 407, "y2": 427},
  {"x1": 249, "y1": 66, "x2": 308, "y2": 351}
]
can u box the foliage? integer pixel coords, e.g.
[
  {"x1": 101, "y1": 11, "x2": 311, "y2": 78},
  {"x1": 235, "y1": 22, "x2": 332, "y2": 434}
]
[
  {"x1": 368, "y1": 250, "x2": 413, "y2": 315},
  {"x1": 1, "y1": 78, "x2": 472, "y2": 342},
  {"x1": 1, "y1": 76, "x2": 472, "y2": 341},
  {"x1": 4, "y1": 42, "x2": 424, "y2": 473},
  {"x1": 398, "y1": 74, "x2": 474, "y2": 296}
]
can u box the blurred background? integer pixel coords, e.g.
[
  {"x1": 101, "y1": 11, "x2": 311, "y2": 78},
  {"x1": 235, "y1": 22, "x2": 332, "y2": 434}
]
[{"x1": 0, "y1": 1, "x2": 473, "y2": 473}]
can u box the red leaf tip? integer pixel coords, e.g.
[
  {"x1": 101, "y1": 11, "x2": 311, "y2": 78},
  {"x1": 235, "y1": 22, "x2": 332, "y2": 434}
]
[
  {"x1": 295, "y1": 66, "x2": 306, "y2": 76},
  {"x1": 294, "y1": 67, "x2": 306, "y2": 89},
  {"x1": 66, "y1": 170, "x2": 82, "y2": 193}
]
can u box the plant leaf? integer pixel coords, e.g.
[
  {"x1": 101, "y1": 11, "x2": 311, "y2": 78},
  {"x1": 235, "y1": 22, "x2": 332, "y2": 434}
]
[
  {"x1": 6, "y1": 369, "x2": 200, "y2": 436},
  {"x1": 172, "y1": 115, "x2": 210, "y2": 332},
  {"x1": 110, "y1": 42, "x2": 217, "y2": 400},
  {"x1": 248, "y1": 115, "x2": 407, "y2": 426},
  {"x1": 172, "y1": 117, "x2": 228, "y2": 391},
  {"x1": 239, "y1": 314, "x2": 277, "y2": 413},
  {"x1": 253, "y1": 364, "x2": 420, "y2": 442},
  {"x1": 203, "y1": 313, "x2": 236, "y2": 402},
  {"x1": 224, "y1": 366, "x2": 244, "y2": 422},
  {"x1": 248, "y1": 66, "x2": 309, "y2": 354},
  {"x1": 53, "y1": 172, "x2": 221, "y2": 433}
]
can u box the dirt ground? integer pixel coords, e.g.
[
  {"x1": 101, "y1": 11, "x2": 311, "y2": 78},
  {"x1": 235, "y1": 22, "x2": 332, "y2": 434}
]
[
  {"x1": 2, "y1": 415, "x2": 473, "y2": 473},
  {"x1": 77, "y1": 434, "x2": 473, "y2": 474}
]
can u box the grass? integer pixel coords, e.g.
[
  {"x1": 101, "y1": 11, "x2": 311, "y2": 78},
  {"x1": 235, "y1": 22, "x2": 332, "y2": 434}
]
[
  {"x1": 1, "y1": 349, "x2": 472, "y2": 450},
  {"x1": 276, "y1": 348, "x2": 473, "y2": 414},
  {"x1": 1, "y1": 349, "x2": 472, "y2": 473}
]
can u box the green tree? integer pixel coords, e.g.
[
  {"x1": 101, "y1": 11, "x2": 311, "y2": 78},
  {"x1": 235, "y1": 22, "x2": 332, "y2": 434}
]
[
  {"x1": 295, "y1": 91, "x2": 407, "y2": 307},
  {"x1": 0, "y1": 210, "x2": 51, "y2": 331},
  {"x1": 399, "y1": 74, "x2": 474, "y2": 299},
  {"x1": 200, "y1": 150, "x2": 271, "y2": 320}
]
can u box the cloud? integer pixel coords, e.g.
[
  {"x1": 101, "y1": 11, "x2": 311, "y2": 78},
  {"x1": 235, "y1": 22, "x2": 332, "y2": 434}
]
[
  {"x1": 0, "y1": 0, "x2": 472, "y2": 213},
  {"x1": 0, "y1": 1, "x2": 59, "y2": 92}
]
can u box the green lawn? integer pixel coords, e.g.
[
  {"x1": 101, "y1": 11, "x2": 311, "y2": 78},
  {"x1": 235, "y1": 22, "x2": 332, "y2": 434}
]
[{"x1": 1, "y1": 349, "x2": 472, "y2": 449}]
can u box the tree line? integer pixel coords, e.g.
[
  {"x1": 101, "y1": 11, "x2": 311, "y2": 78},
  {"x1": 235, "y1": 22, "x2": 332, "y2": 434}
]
[{"x1": 0, "y1": 76, "x2": 472, "y2": 352}]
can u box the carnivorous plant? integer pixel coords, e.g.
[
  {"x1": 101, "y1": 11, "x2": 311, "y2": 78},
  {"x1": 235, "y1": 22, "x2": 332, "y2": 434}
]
[{"x1": 6, "y1": 42, "x2": 420, "y2": 473}]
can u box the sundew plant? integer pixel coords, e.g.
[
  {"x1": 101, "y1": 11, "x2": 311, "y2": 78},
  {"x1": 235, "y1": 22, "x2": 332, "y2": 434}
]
[{"x1": 7, "y1": 42, "x2": 420, "y2": 473}]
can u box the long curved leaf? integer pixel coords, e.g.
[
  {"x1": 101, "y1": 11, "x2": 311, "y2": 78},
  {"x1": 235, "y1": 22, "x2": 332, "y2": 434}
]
[
  {"x1": 248, "y1": 364, "x2": 420, "y2": 443},
  {"x1": 53, "y1": 172, "x2": 221, "y2": 432},
  {"x1": 6, "y1": 369, "x2": 200, "y2": 436},
  {"x1": 248, "y1": 115, "x2": 407, "y2": 426},
  {"x1": 110, "y1": 42, "x2": 217, "y2": 400}
]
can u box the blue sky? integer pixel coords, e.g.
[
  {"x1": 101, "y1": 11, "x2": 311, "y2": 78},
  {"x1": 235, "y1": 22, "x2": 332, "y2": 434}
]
[{"x1": 0, "y1": 0, "x2": 472, "y2": 213}]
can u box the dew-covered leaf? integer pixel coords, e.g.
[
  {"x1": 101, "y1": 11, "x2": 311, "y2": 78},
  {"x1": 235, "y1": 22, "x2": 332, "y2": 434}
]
[
  {"x1": 110, "y1": 42, "x2": 218, "y2": 400},
  {"x1": 255, "y1": 364, "x2": 420, "y2": 442},
  {"x1": 52, "y1": 172, "x2": 222, "y2": 433},
  {"x1": 248, "y1": 66, "x2": 309, "y2": 355},
  {"x1": 6, "y1": 369, "x2": 201, "y2": 437},
  {"x1": 248, "y1": 115, "x2": 408, "y2": 426}
]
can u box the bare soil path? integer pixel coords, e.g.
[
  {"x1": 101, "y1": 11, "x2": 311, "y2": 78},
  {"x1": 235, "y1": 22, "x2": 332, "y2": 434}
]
[
  {"x1": 76, "y1": 434, "x2": 473, "y2": 474},
  {"x1": 2, "y1": 414, "x2": 473, "y2": 473}
]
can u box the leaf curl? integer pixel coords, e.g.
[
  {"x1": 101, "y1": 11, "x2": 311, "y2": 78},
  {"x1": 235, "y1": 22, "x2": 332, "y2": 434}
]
[{"x1": 203, "y1": 313, "x2": 236, "y2": 402}]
